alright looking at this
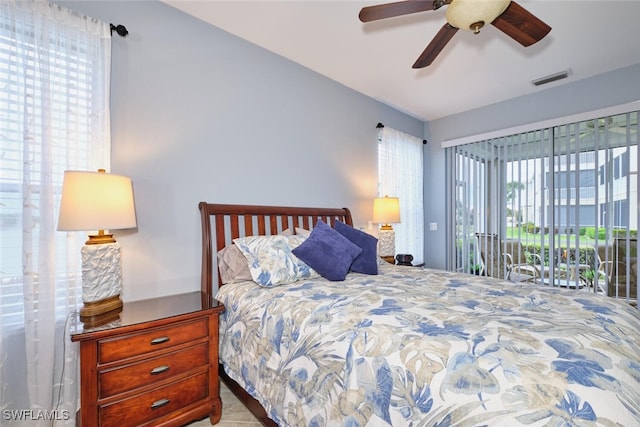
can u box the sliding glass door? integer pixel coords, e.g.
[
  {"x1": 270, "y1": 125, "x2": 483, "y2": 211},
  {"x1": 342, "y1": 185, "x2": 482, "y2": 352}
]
[{"x1": 448, "y1": 110, "x2": 638, "y2": 305}]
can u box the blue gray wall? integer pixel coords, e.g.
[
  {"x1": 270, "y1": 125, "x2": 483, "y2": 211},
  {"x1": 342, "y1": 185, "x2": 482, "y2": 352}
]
[
  {"x1": 58, "y1": 1, "x2": 640, "y2": 295},
  {"x1": 59, "y1": 1, "x2": 423, "y2": 300}
]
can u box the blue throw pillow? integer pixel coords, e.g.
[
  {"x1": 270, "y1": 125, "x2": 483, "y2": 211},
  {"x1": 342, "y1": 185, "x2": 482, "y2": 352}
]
[
  {"x1": 334, "y1": 221, "x2": 378, "y2": 275},
  {"x1": 292, "y1": 219, "x2": 362, "y2": 281}
]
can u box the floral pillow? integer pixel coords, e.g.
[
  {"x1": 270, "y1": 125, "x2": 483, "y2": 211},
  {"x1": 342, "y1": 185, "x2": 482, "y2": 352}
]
[
  {"x1": 233, "y1": 235, "x2": 318, "y2": 287},
  {"x1": 288, "y1": 235, "x2": 320, "y2": 280}
]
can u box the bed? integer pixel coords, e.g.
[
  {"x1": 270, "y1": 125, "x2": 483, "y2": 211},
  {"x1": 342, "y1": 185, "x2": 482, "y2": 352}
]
[{"x1": 199, "y1": 202, "x2": 640, "y2": 426}]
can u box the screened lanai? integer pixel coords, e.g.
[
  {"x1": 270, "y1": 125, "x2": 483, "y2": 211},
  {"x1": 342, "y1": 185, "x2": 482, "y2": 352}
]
[{"x1": 445, "y1": 108, "x2": 638, "y2": 306}]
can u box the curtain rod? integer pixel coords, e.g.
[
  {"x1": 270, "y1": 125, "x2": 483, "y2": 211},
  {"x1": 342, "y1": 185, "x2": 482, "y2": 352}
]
[
  {"x1": 376, "y1": 122, "x2": 427, "y2": 144},
  {"x1": 110, "y1": 23, "x2": 128, "y2": 37}
]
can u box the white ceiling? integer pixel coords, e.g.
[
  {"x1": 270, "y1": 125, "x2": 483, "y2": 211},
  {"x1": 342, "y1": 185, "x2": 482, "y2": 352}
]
[{"x1": 162, "y1": 0, "x2": 640, "y2": 122}]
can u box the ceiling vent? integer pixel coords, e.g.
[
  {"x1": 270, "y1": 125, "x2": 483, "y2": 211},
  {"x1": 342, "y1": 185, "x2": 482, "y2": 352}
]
[{"x1": 531, "y1": 69, "x2": 572, "y2": 87}]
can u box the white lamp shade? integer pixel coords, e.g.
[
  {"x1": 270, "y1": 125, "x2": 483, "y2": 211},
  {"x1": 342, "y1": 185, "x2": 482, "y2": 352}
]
[
  {"x1": 373, "y1": 196, "x2": 400, "y2": 224},
  {"x1": 446, "y1": 0, "x2": 510, "y2": 31},
  {"x1": 58, "y1": 170, "x2": 137, "y2": 231}
]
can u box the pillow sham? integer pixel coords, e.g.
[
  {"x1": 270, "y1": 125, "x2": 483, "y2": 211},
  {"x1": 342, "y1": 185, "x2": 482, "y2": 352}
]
[
  {"x1": 334, "y1": 221, "x2": 378, "y2": 275},
  {"x1": 288, "y1": 235, "x2": 320, "y2": 279},
  {"x1": 217, "y1": 244, "x2": 252, "y2": 284},
  {"x1": 268, "y1": 228, "x2": 309, "y2": 237},
  {"x1": 233, "y1": 235, "x2": 298, "y2": 287},
  {"x1": 292, "y1": 219, "x2": 362, "y2": 281},
  {"x1": 295, "y1": 227, "x2": 311, "y2": 237},
  {"x1": 233, "y1": 235, "x2": 319, "y2": 287}
]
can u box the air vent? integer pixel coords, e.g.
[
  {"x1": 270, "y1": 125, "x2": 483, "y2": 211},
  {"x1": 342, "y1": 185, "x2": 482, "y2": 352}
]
[{"x1": 531, "y1": 69, "x2": 571, "y2": 86}]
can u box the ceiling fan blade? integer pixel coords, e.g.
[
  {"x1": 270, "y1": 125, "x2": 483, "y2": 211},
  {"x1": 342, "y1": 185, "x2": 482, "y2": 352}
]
[
  {"x1": 359, "y1": 0, "x2": 436, "y2": 22},
  {"x1": 492, "y1": 1, "x2": 551, "y2": 47},
  {"x1": 413, "y1": 23, "x2": 458, "y2": 68}
]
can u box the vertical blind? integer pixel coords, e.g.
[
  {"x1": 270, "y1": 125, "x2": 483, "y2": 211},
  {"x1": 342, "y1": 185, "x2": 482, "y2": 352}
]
[{"x1": 447, "y1": 110, "x2": 638, "y2": 305}]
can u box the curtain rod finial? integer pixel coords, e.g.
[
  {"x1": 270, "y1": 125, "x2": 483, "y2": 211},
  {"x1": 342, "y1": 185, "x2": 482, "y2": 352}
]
[{"x1": 110, "y1": 23, "x2": 128, "y2": 37}]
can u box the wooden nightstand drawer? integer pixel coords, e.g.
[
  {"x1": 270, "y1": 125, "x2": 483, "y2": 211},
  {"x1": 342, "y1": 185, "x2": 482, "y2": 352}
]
[
  {"x1": 98, "y1": 317, "x2": 210, "y2": 364},
  {"x1": 99, "y1": 371, "x2": 209, "y2": 427},
  {"x1": 71, "y1": 292, "x2": 224, "y2": 426},
  {"x1": 99, "y1": 342, "x2": 209, "y2": 398}
]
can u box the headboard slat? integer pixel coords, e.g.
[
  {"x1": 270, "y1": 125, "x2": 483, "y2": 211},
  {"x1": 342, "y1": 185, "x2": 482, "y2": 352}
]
[
  {"x1": 199, "y1": 202, "x2": 353, "y2": 297},
  {"x1": 244, "y1": 215, "x2": 253, "y2": 237},
  {"x1": 230, "y1": 214, "x2": 240, "y2": 240},
  {"x1": 302, "y1": 217, "x2": 311, "y2": 230},
  {"x1": 214, "y1": 215, "x2": 225, "y2": 249}
]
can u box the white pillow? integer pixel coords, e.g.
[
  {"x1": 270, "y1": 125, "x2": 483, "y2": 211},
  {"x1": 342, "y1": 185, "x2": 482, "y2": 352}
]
[
  {"x1": 281, "y1": 228, "x2": 311, "y2": 237},
  {"x1": 295, "y1": 227, "x2": 311, "y2": 237}
]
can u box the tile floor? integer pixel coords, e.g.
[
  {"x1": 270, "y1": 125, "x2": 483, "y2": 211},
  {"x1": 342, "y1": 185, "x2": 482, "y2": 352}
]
[{"x1": 186, "y1": 381, "x2": 262, "y2": 427}]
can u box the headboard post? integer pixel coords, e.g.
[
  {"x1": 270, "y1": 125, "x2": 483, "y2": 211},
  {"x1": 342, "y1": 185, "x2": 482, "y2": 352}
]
[{"x1": 198, "y1": 202, "x2": 353, "y2": 297}]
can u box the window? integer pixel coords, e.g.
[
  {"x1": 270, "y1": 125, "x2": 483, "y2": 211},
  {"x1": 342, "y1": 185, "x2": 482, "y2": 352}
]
[
  {"x1": 377, "y1": 126, "x2": 424, "y2": 264},
  {"x1": 0, "y1": 1, "x2": 110, "y2": 421},
  {"x1": 0, "y1": 2, "x2": 110, "y2": 327},
  {"x1": 447, "y1": 110, "x2": 638, "y2": 305},
  {"x1": 622, "y1": 151, "x2": 629, "y2": 177}
]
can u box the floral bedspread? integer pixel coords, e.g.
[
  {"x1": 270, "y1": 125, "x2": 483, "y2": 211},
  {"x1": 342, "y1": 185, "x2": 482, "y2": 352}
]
[{"x1": 216, "y1": 264, "x2": 640, "y2": 426}]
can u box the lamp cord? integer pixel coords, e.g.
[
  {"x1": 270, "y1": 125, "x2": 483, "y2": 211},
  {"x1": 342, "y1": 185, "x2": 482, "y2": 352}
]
[{"x1": 52, "y1": 309, "x2": 78, "y2": 426}]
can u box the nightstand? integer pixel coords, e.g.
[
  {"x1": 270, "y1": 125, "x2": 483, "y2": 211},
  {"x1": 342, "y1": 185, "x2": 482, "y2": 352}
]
[
  {"x1": 70, "y1": 291, "x2": 224, "y2": 427},
  {"x1": 381, "y1": 255, "x2": 396, "y2": 264}
]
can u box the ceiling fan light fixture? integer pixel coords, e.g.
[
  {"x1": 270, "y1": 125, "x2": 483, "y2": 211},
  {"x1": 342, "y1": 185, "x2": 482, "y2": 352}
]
[
  {"x1": 359, "y1": 0, "x2": 550, "y2": 69},
  {"x1": 470, "y1": 21, "x2": 485, "y2": 34},
  {"x1": 446, "y1": 0, "x2": 511, "y2": 32}
]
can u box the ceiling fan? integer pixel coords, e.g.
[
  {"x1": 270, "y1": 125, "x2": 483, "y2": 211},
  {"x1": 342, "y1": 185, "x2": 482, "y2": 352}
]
[{"x1": 359, "y1": 0, "x2": 551, "y2": 68}]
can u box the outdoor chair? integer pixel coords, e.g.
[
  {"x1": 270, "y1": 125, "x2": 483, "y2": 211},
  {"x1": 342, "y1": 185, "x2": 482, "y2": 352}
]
[
  {"x1": 476, "y1": 233, "x2": 504, "y2": 279},
  {"x1": 596, "y1": 240, "x2": 637, "y2": 303},
  {"x1": 501, "y1": 240, "x2": 551, "y2": 283},
  {"x1": 501, "y1": 240, "x2": 539, "y2": 283}
]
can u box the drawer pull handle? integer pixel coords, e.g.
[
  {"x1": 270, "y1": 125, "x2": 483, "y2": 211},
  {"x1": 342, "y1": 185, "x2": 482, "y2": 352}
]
[
  {"x1": 150, "y1": 336, "x2": 170, "y2": 345},
  {"x1": 150, "y1": 398, "x2": 170, "y2": 409},
  {"x1": 150, "y1": 365, "x2": 170, "y2": 375}
]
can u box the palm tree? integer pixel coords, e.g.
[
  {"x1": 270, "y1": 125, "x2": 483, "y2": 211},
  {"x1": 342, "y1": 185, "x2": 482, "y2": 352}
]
[{"x1": 506, "y1": 181, "x2": 525, "y2": 223}]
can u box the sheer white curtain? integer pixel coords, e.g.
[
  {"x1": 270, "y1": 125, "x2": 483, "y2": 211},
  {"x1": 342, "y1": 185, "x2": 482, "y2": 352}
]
[
  {"x1": 0, "y1": 1, "x2": 110, "y2": 425},
  {"x1": 378, "y1": 126, "x2": 424, "y2": 264}
]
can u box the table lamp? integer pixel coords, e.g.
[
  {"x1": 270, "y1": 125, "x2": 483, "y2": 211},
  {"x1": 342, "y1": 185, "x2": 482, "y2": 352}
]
[
  {"x1": 373, "y1": 195, "x2": 400, "y2": 264},
  {"x1": 58, "y1": 169, "x2": 137, "y2": 320}
]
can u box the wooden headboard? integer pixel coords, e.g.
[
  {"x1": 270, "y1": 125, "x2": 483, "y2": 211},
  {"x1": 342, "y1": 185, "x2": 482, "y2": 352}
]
[{"x1": 198, "y1": 202, "x2": 353, "y2": 295}]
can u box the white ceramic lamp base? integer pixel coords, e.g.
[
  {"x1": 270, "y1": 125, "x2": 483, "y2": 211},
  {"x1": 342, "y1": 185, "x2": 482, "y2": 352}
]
[
  {"x1": 378, "y1": 228, "x2": 396, "y2": 264},
  {"x1": 80, "y1": 242, "x2": 123, "y2": 319}
]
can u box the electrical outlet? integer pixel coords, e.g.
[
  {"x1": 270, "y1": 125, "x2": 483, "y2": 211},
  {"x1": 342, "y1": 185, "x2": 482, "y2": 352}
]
[{"x1": 429, "y1": 222, "x2": 437, "y2": 231}]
